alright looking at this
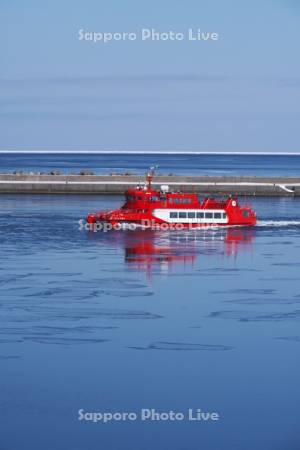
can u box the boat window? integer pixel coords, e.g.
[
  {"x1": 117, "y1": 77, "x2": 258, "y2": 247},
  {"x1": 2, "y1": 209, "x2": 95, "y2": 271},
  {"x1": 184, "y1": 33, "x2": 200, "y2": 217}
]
[
  {"x1": 173, "y1": 198, "x2": 181, "y2": 204},
  {"x1": 196, "y1": 212, "x2": 204, "y2": 219},
  {"x1": 222, "y1": 212, "x2": 227, "y2": 219},
  {"x1": 126, "y1": 195, "x2": 134, "y2": 202},
  {"x1": 183, "y1": 198, "x2": 191, "y2": 204},
  {"x1": 243, "y1": 211, "x2": 250, "y2": 217},
  {"x1": 188, "y1": 212, "x2": 195, "y2": 218},
  {"x1": 214, "y1": 212, "x2": 222, "y2": 219},
  {"x1": 170, "y1": 212, "x2": 178, "y2": 219},
  {"x1": 151, "y1": 196, "x2": 159, "y2": 202},
  {"x1": 179, "y1": 212, "x2": 187, "y2": 219},
  {"x1": 205, "y1": 212, "x2": 213, "y2": 219},
  {"x1": 160, "y1": 195, "x2": 167, "y2": 201}
]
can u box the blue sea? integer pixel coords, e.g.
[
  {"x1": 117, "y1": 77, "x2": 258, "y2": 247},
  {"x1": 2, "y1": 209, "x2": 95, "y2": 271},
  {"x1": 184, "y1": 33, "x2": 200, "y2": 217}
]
[
  {"x1": 1, "y1": 151, "x2": 300, "y2": 176},
  {"x1": 1, "y1": 153, "x2": 300, "y2": 450}
]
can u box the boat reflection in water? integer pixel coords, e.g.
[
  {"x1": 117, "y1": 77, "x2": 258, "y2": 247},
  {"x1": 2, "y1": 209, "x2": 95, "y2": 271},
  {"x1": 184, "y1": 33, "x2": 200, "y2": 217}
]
[{"x1": 88, "y1": 227, "x2": 254, "y2": 275}]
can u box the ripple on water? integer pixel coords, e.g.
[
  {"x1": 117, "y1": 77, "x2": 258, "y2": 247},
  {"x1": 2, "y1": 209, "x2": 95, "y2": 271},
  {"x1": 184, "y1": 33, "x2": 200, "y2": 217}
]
[
  {"x1": 0, "y1": 338, "x2": 23, "y2": 344},
  {"x1": 212, "y1": 288, "x2": 276, "y2": 295},
  {"x1": 271, "y1": 262, "x2": 300, "y2": 267},
  {"x1": 0, "y1": 325, "x2": 118, "y2": 336},
  {"x1": 128, "y1": 341, "x2": 234, "y2": 351},
  {"x1": 224, "y1": 297, "x2": 300, "y2": 305},
  {"x1": 22, "y1": 337, "x2": 109, "y2": 345},
  {"x1": 259, "y1": 277, "x2": 298, "y2": 282},
  {"x1": 0, "y1": 325, "x2": 118, "y2": 346},
  {"x1": 168, "y1": 268, "x2": 262, "y2": 278},
  {"x1": 209, "y1": 310, "x2": 300, "y2": 322},
  {"x1": 17, "y1": 277, "x2": 154, "y2": 299},
  {"x1": 275, "y1": 336, "x2": 300, "y2": 343},
  {"x1": 1, "y1": 306, "x2": 163, "y2": 322},
  {"x1": 199, "y1": 268, "x2": 261, "y2": 273}
]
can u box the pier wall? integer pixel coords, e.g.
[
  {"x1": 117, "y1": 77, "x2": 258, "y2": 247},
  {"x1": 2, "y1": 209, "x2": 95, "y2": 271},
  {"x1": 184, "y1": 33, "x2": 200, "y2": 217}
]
[{"x1": 0, "y1": 174, "x2": 300, "y2": 196}]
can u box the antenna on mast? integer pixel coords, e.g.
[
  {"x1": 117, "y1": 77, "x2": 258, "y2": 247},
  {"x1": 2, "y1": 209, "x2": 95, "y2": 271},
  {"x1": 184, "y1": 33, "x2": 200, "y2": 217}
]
[
  {"x1": 147, "y1": 166, "x2": 158, "y2": 190},
  {"x1": 146, "y1": 166, "x2": 158, "y2": 190}
]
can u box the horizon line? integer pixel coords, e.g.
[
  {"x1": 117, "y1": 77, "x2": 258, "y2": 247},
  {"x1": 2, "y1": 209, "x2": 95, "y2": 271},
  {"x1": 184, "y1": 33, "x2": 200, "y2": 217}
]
[{"x1": 1, "y1": 150, "x2": 300, "y2": 156}]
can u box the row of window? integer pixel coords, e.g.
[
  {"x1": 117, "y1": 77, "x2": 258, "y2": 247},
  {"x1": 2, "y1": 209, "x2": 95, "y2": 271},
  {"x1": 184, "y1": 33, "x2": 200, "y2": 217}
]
[
  {"x1": 169, "y1": 211, "x2": 227, "y2": 220},
  {"x1": 169, "y1": 198, "x2": 192, "y2": 204},
  {"x1": 126, "y1": 195, "x2": 193, "y2": 203}
]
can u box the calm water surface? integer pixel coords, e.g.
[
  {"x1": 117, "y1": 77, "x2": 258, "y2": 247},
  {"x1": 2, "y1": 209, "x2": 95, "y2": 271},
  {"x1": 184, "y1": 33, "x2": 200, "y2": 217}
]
[{"x1": 1, "y1": 194, "x2": 300, "y2": 450}]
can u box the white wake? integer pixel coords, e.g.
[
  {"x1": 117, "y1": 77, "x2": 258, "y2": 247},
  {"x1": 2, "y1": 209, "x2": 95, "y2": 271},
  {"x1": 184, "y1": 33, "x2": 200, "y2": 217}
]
[{"x1": 257, "y1": 220, "x2": 300, "y2": 227}]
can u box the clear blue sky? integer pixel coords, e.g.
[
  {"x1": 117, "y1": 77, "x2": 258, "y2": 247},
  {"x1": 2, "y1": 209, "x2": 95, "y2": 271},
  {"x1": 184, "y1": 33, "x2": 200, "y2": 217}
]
[{"x1": 1, "y1": 0, "x2": 300, "y2": 152}]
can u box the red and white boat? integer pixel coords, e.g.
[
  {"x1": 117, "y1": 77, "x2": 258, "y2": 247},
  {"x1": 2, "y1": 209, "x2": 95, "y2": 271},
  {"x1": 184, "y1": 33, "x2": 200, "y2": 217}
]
[{"x1": 87, "y1": 169, "x2": 257, "y2": 228}]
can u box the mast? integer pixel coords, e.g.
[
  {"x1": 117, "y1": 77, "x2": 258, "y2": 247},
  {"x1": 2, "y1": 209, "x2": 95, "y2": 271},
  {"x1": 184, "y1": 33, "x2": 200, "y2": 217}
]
[{"x1": 146, "y1": 166, "x2": 157, "y2": 190}]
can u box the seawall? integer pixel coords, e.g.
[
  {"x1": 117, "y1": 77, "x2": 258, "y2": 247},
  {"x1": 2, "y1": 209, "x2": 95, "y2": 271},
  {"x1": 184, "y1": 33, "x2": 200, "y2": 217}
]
[{"x1": 0, "y1": 174, "x2": 300, "y2": 196}]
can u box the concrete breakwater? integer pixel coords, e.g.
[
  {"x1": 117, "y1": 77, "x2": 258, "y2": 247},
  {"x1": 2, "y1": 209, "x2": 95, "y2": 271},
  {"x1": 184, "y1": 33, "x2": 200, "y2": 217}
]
[{"x1": 0, "y1": 174, "x2": 300, "y2": 196}]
